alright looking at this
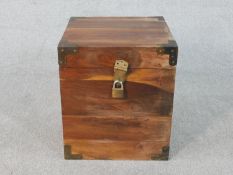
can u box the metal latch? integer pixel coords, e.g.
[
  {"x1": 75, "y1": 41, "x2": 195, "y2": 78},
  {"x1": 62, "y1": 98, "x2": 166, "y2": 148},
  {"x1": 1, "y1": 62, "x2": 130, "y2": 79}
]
[{"x1": 112, "y1": 60, "x2": 128, "y2": 98}]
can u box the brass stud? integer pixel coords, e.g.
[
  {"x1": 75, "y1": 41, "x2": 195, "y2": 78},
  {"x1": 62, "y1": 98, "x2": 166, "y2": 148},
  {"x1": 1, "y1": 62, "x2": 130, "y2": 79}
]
[
  {"x1": 61, "y1": 48, "x2": 64, "y2": 52},
  {"x1": 171, "y1": 60, "x2": 176, "y2": 65},
  {"x1": 73, "y1": 49, "x2": 77, "y2": 53},
  {"x1": 158, "y1": 49, "x2": 164, "y2": 54}
]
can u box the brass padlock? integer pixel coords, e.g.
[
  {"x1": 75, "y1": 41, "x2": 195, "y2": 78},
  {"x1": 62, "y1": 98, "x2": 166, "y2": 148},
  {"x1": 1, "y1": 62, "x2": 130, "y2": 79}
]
[
  {"x1": 112, "y1": 60, "x2": 128, "y2": 99},
  {"x1": 112, "y1": 80, "x2": 124, "y2": 98}
]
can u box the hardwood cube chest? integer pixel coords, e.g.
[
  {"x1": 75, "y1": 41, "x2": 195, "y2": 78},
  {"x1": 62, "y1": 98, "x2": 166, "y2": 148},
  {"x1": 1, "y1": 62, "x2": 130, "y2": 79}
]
[{"x1": 58, "y1": 17, "x2": 178, "y2": 160}]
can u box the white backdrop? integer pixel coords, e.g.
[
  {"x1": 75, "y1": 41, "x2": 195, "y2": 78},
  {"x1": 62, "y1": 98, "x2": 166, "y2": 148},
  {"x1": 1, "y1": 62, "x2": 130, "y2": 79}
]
[{"x1": 0, "y1": 0, "x2": 233, "y2": 174}]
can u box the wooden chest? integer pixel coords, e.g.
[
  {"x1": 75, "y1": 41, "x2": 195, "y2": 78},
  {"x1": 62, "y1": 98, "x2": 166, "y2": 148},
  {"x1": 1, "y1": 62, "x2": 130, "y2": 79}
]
[{"x1": 58, "y1": 17, "x2": 178, "y2": 160}]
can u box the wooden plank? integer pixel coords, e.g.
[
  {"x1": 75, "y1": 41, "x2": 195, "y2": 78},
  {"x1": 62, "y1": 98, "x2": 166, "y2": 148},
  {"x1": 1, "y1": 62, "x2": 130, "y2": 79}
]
[
  {"x1": 67, "y1": 17, "x2": 164, "y2": 29},
  {"x1": 59, "y1": 17, "x2": 174, "y2": 47},
  {"x1": 63, "y1": 115, "x2": 171, "y2": 141},
  {"x1": 60, "y1": 80, "x2": 174, "y2": 116},
  {"x1": 59, "y1": 47, "x2": 174, "y2": 69},
  {"x1": 64, "y1": 140, "x2": 169, "y2": 160},
  {"x1": 60, "y1": 68, "x2": 176, "y2": 93}
]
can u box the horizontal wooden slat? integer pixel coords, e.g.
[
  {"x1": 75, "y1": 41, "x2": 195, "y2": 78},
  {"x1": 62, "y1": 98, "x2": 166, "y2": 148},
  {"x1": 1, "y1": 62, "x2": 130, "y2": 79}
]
[
  {"x1": 63, "y1": 115, "x2": 171, "y2": 141},
  {"x1": 67, "y1": 17, "x2": 165, "y2": 29},
  {"x1": 60, "y1": 47, "x2": 174, "y2": 69},
  {"x1": 60, "y1": 80, "x2": 174, "y2": 116},
  {"x1": 60, "y1": 68, "x2": 175, "y2": 93},
  {"x1": 64, "y1": 139, "x2": 169, "y2": 160},
  {"x1": 59, "y1": 17, "x2": 174, "y2": 47}
]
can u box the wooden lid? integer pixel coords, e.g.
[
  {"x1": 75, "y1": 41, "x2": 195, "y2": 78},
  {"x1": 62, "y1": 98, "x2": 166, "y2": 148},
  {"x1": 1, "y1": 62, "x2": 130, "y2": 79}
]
[
  {"x1": 58, "y1": 17, "x2": 178, "y2": 67},
  {"x1": 58, "y1": 17, "x2": 177, "y2": 48}
]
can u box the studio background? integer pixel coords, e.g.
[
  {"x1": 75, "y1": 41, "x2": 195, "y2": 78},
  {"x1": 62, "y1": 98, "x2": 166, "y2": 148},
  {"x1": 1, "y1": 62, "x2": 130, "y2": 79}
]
[{"x1": 0, "y1": 0, "x2": 232, "y2": 174}]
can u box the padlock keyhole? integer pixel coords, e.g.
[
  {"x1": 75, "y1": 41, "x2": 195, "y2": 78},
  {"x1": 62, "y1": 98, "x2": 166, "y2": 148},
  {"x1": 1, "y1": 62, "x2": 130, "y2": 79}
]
[{"x1": 115, "y1": 82, "x2": 122, "y2": 88}]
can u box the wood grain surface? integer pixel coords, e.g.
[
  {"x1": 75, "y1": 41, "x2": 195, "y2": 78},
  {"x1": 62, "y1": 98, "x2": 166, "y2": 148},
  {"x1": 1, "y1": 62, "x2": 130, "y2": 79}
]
[
  {"x1": 60, "y1": 67, "x2": 175, "y2": 93},
  {"x1": 63, "y1": 115, "x2": 171, "y2": 141},
  {"x1": 58, "y1": 17, "x2": 175, "y2": 47},
  {"x1": 60, "y1": 80, "x2": 174, "y2": 116},
  {"x1": 58, "y1": 17, "x2": 177, "y2": 160},
  {"x1": 60, "y1": 67, "x2": 175, "y2": 159},
  {"x1": 64, "y1": 140, "x2": 169, "y2": 160},
  {"x1": 59, "y1": 47, "x2": 175, "y2": 69}
]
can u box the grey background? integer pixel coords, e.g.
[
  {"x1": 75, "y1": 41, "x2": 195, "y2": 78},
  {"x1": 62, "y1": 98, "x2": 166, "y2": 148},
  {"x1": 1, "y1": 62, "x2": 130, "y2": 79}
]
[{"x1": 0, "y1": 0, "x2": 233, "y2": 174}]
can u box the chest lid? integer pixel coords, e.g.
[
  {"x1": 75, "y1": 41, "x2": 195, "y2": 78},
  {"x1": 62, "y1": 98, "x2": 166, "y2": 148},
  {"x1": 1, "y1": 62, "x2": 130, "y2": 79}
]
[{"x1": 58, "y1": 17, "x2": 178, "y2": 68}]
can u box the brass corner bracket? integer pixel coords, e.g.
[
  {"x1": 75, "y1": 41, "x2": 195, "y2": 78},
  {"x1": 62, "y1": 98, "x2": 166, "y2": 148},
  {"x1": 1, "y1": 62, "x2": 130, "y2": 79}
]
[
  {"x1": 64, "y1": 145, "x2": 82, "y2": 160},
  {"x1": 151, "y1": 146, "x2": 170, "y2": 160},
  {"x1": 156, "y1": 40, "x2": 178, "y2": 66},
  {"x1": 58, "y1": 47, "x2": 78, "y2": 66}
]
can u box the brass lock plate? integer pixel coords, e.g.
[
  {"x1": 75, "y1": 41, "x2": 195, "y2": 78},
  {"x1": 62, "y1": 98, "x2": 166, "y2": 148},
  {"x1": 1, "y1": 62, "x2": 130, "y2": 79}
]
[
  {"x1": 114, "y1": 60, "x2": 128, "y2": 72},
  {"x1": 112, "y1": 60, "x2": 128, "y2": 99}
]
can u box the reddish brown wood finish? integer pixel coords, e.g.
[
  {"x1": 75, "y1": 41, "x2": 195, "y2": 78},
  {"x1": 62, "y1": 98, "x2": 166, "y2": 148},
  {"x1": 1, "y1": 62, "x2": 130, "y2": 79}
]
[
  {"x1": 60, "y1": 47, "x2": 173, "y2": 69},
  {"x1": 58, "y1": 17, "x2": 178, "y2": 160},
  {"x1": 63, "y1": 115, "x2": 171, "y2": 141},
  {"x1": 59, "y1": 17, "x2": 175, "y2": 47}
]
